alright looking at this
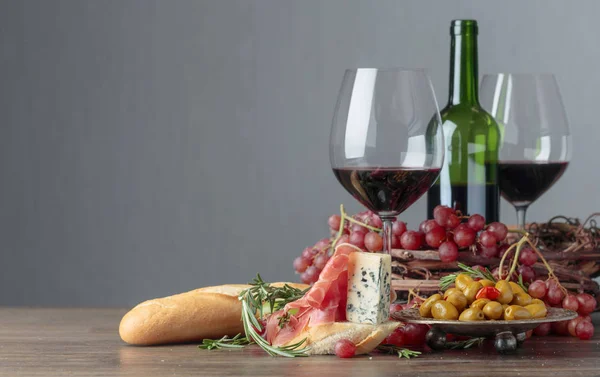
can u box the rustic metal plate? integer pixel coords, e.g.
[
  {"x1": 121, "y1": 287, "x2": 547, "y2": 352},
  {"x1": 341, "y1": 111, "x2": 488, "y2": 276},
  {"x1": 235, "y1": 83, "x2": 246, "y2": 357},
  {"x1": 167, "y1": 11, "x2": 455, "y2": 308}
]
[{"x1": 392, "y1": 307, "x2": 578, "y2": 337}]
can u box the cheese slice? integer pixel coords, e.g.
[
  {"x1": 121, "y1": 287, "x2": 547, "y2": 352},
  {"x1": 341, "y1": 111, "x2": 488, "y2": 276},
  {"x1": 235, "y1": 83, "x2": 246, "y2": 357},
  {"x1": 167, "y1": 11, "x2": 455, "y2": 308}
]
[{"x1": 346, "y1": 251, "x2": 392, "y2": 325}]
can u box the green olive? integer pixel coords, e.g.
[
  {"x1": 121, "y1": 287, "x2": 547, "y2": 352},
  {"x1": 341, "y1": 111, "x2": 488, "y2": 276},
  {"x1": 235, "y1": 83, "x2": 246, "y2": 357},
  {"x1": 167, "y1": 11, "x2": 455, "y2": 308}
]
[
  {"x1": 455, "y1": 273, "x2": 474, "y2": 292},
  {"x1": 495, "y1": 280, "x2": 514, "y2": 304},
  {"x1": 509, "y1": 282, "x2": 525, "y2": 294},
  {"x1": 530, "y1": 298, "x2": 545, "y2": 306},
  {"x1": 446, "y1": 291, "x2": 468, "y2": 312},
  {"x1": 470, "y1": 298, "x2": 491, "y2": 311},
  {"x1": 511, "y1": 292, "x2": 532, "y2": 306},
  {"x1": 431, "y1": 300, "x2": 459, "y2": 320},
  {"x1": 463, "y1": 281, "x2": 483, "y2": 304},
  {"x1": 443, "y1": 288, "x2": 461, "y2": 299},
  {"x1": 503, "y1": 305, "x2": 532, "y2": 320},
  {"x1": 458, "y1": 307, "x2": 485, "y2": 321},
  {"x1": 482, "y1": 301, "x2": 503, "y2": 320},
  {"x1": 479, "y1": 279, "x2": 495, "y2": 288},
  {"x1": 525, "y1": 303, "x2": 547, "y2": 319},
  {"x1": 419, "y1": 293, "x2": 442, "y2": 318}
]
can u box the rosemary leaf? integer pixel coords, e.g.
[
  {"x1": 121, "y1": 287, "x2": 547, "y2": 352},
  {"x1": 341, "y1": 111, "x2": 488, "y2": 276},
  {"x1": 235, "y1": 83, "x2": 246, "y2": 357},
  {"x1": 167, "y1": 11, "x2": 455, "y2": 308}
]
[
  {"x1": 376, "y1": 344, "x2": 421, "y2": 358},
  {"x1": 238, "y1": 275, "x2": 310, "y2": 357},
  {"x1": 198, "y1": 333, "x2": 251, "y2": 350}
]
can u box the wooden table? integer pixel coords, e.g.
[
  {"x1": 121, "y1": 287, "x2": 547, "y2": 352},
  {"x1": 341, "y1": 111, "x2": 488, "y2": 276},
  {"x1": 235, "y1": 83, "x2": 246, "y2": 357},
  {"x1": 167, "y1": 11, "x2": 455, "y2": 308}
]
[{"x1": 1, "y1": 308, "x2": 599, "y2": 376}]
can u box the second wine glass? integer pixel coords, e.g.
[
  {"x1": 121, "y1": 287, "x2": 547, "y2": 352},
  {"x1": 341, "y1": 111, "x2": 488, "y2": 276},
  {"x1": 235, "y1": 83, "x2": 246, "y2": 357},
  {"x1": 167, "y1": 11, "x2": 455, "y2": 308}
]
[
  {"x1": 480, "y1": 73, "x2": 571, "y2": 228},
  {"x1": 330, "y1": 68, "x2": 444, "y2": 255}
]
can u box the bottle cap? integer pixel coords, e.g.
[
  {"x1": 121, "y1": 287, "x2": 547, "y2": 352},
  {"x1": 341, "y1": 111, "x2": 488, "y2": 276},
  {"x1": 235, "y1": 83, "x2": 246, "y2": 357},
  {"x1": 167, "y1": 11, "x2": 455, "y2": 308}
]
[{"x1": 450, "y1": 20, "x2": 478, "y2": 35}]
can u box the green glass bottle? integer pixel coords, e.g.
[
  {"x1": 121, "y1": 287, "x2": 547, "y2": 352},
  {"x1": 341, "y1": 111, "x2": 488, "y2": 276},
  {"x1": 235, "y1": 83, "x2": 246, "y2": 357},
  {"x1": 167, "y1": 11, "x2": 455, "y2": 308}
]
[{"x1": 427, "y1": 20, "x2": 500, "y2": 222}]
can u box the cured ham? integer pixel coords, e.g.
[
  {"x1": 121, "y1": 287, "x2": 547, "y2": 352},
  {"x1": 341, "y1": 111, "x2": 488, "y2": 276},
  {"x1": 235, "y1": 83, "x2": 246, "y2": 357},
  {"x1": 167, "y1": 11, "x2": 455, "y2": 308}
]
[{"x1": 265, "y1": 243, "x2": 361, "y2": 346}]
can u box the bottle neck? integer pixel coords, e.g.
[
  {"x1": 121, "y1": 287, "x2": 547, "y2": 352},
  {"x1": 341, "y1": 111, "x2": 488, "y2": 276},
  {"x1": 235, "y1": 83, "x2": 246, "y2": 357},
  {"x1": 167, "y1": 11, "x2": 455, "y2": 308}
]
[{"x1": 448, "y1": 32, "x2": 479, "y2": 106}]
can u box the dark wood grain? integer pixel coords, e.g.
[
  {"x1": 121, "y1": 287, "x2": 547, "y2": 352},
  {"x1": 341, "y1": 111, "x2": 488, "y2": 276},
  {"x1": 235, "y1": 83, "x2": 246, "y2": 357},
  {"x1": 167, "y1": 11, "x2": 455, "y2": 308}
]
[{"x1": 1, "y1": 308, "x2": 599, "y2": 376}]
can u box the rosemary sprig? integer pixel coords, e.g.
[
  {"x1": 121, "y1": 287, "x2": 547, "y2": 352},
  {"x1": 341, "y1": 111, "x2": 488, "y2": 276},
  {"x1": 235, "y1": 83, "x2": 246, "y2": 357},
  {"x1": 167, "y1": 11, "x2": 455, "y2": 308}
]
[
  {"x1": 238, "y1": 274, "x2": 310, "y2": 357},
  {"x1": 439, "y1": 263, "x2": 496, "y2": 291},
  {"x1": 198, "y1": 333, "x2": 250, "y2": 350},
  {"x1": 377, "y1": 345, "x2": 421, "y2": 358},
  {"x1": 446, "y1": 337, "x2": 485, "y2": 350}
]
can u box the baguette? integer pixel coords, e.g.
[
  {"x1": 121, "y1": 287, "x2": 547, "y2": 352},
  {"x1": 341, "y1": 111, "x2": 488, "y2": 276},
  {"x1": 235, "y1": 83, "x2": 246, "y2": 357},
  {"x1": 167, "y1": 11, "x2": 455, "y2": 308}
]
[
  {"x1": 282, "y1": 321, "x2": 400, "y2": 355},
  {"x1": 119, "y1": 283, "x2": 308, "y2": 346}
]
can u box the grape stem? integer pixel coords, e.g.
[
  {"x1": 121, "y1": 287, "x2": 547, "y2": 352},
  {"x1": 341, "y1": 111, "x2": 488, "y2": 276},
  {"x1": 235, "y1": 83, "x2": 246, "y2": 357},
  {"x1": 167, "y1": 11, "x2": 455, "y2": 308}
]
[
  {"x1": 329, "y1": 204, "x2": 382, "y2": 255},
  {"x1": 498, "y1": 232, "x2": 569, "y2": 295}
]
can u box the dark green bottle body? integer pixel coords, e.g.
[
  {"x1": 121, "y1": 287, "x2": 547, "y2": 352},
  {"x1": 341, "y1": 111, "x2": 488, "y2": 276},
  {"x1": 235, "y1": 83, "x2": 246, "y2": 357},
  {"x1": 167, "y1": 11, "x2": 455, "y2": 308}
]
[{"x1": 427, "y1": 20, "x2": 500, "y2": 221}]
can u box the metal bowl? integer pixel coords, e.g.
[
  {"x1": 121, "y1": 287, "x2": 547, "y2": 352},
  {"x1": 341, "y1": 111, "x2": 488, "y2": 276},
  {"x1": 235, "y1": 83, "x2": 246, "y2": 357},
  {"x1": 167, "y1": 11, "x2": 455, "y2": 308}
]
[
  {"x1": 392, "y1": 307, "x2": 577, "y2": 337},
  {"x1": 392, "y1": 307, "x2": 578, "y2": 354}
]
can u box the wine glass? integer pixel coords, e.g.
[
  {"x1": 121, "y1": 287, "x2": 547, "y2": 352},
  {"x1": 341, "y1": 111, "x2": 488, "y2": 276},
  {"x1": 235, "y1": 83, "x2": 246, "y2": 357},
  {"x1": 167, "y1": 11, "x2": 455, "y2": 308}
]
[
  {"x1": 480, "y1": 73, "x2": 571, "y2": 229},
  {"x1": 330, "y1": 68, "x2": 444, "y2": 255}
]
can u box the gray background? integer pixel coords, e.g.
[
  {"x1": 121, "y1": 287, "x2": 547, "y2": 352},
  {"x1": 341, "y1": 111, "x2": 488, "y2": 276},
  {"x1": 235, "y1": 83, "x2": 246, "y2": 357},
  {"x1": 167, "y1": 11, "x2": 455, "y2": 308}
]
[{"x1": 0, "y1": 0, "x2": 597, "y2": 307}]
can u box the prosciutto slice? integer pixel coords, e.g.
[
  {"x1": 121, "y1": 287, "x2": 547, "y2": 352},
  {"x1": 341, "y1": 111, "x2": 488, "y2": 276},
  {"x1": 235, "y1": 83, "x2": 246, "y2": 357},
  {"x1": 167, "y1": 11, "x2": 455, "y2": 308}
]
[{"x1": 265, "y1": 243, "x2": 361, "y2": 346}]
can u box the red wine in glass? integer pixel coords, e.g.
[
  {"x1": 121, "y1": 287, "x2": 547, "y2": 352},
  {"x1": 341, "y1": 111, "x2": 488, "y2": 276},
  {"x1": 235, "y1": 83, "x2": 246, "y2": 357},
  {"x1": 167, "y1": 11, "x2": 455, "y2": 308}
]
[
  {"x1": 332, "y1": 167, "x2": 441, "y2": 216},
  {"x1": 498, "y1": 161, "x2": 569, "y2": 206}
]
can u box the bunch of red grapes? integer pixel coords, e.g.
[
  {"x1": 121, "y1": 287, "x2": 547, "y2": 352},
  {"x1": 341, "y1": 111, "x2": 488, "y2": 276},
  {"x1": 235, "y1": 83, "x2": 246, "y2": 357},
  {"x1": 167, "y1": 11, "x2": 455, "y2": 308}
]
[
  {"x1": 527, "y1": 279, "x2": 596, "y2": 339},
  {"x1": 293, "y1": 210, "x2": 388, "y2": 284},
  {"x1": 293, "y1": 206, "x2": 512, "y2": 284}
]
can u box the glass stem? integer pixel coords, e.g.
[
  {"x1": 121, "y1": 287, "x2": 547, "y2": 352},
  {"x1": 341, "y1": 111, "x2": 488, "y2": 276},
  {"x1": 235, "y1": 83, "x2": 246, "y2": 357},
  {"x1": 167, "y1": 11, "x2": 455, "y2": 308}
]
[
  {"x1": 515, "y1": 205, "x2": 528, "y2": 230},
  {"x1": 381, "y1": 218, "x2": 395, "y2": 255}
]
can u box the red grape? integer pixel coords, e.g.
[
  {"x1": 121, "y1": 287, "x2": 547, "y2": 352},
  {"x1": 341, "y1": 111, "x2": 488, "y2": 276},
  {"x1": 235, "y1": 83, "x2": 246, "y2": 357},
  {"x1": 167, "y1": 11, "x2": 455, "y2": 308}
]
[
  {"x1": 349, "y1": 231, "x2": 366, "y2": 248},
  {"x1": 487, "y1": 222, "x2": 508, "y2": 242},
  {"x1": 315, "y1": 238, "x2": 331, "y2": 251},
  {"x1": 454, "y1": 226, "x2": 476, "y2": 248},
  {"x1": 300, "y1": 272, "x2": 310, "y2": 284},
  {"x1": 314, "y1": 254, "x2": 329, "y2": 270},
  {"x1": 372, "y1": 215, "x2": 384, "y2": 229},
  {"x1": 334, "y1": 339, "x2": 357, "y2": 358},
  {"x1": 433, "y1": 205, "x2": 452, "y2": 224},
  {"x1": 438, "y1": 241, "x2": 459, "y2": 262},
  {"x1": 446, "y1": 231, "x2": 455, "y2": 243},
  {"x1": 392, "y1": 221, "x2": 407, "y2": 236},
  {"x1": 576, "y1": 320, "x2": 595, "y2": 340},
  {"x1": 517, "y1": 265, "x2": 536, "y2": 283},
  {"x1": 303, "y1": 266, "x2": 320, "y2": 284},
  {"x1": 400, "y1": 230, "x2": 422, "y2": 250},
  {"x1": 533, "y1": 323, "x2": 551, "y2": 336},
  {"x1": 391, "y1": 235, "x2": 401, "y2": 249},
  {"x1": 547, "y1": 286, "x2": 565, "y2": 306},
  {"x1": 403, "y1": 323, "x2": 429, "y2": 345},
  {"x1": 293, "y1": 256, "x2": 310, "y2": 273},
  {"x1": 551, "y1": 320, "x2": 569, "y2": 336},
  {"x1": 328, "y1": 215, "x2": 341, "y2": 231},
  {"x1": 445, "y1": 214, "x2": 460, "y2": 229},
  {"x1": 383, "y1": 327, "x2": 405, "y2": 347},
  {"x1": 576, "y1": 293, "x2": 597, "y2": 315},
  {"x1": 528, "y1": 280, "x2": 547, "y2": 299},
  {"x1": 364, "y1": 232, "x2": 383, "y2": 252},
  {"x1": 568, "y1": 316, "x2": 585, "y2": 337},
  {"x1": 351, "y1": 223, "x2": 368, "y2": 234},
  {"x1": 467, "y1": 214, "x2": 485, "y2": 232},
  {"x1": 518, "y1": 247, "x2": 537, "y2": 267},
  {"x1": 562, "y1": 295, "x2": 579, "y2": 312},
  {"x1": 479, "y1": 244, "x2": 498, "y2": 258},
  {"x1": 420, "y1": 219, "x2": 441, "y2": 234},
  {"x1": 497, "y1": 244, "x2": 510, "y2": 259},
  {"x1": 425, "y1": 226, "x2": 446, "y2": 248},
  {"x1": 479, "y1": 231, "x2": 497, "y2": 247},
  {"x1": 301, "y1": 247, "x2": 313, "y2": 261},
  {"x1": 334, "y1": 234, "x2": 350, "y2": 248},
  {"x1": 580, "y1": 315, "x2": 592, "y2": 323}
]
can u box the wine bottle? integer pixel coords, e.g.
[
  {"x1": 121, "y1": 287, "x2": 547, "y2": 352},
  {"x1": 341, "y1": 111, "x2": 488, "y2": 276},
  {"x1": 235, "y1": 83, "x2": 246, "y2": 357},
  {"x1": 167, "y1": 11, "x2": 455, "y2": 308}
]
[{"x1": 427, "y1": 20, "x2": 500, "y2": 222}]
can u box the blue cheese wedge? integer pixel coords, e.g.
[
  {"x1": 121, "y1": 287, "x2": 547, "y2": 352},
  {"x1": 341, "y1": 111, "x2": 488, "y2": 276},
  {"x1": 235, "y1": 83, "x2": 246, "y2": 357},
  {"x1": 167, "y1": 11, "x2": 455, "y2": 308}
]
[{"x1": 346, "y1": 251, "x2": 392, "y2": 325}]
